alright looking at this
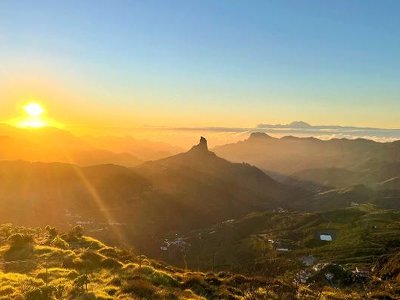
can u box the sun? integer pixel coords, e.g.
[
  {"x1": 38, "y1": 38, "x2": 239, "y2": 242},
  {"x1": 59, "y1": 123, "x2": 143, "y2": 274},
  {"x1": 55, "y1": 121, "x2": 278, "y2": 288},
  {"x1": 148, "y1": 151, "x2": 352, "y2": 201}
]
[
  {"x1": 18, "y1": 102, "x2": 48, "y2": 128},
  {"x1": 24, "y1": 103, "x2": 45, "y2": 117}
]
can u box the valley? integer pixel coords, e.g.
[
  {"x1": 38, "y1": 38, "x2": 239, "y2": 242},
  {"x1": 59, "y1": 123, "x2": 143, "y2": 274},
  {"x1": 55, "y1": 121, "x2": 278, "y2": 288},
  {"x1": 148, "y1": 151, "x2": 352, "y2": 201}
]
[{"x1": 0, "y1": 132, "x2": 400, "y2": 299}]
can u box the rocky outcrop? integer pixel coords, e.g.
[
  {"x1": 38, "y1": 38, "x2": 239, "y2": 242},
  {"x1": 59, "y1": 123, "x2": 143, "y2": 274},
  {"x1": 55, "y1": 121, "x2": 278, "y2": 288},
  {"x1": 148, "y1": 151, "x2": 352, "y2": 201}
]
[{"x1": 190, "y1": 136, "x2": 208, "y2": 152}]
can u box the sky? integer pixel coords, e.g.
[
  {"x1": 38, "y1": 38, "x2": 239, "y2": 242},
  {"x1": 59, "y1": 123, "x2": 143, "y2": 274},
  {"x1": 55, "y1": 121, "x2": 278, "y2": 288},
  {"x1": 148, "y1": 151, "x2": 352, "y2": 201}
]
[{"x1": 1, "y1": 0, "x2": 400, "y2": 135}]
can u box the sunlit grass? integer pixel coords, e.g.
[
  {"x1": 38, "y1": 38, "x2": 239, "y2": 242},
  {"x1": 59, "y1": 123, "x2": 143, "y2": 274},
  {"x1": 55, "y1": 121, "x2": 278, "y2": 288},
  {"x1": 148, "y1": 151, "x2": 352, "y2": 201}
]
[{"x1": 0, "y1": 223, "x2": 395, "y2": 299}]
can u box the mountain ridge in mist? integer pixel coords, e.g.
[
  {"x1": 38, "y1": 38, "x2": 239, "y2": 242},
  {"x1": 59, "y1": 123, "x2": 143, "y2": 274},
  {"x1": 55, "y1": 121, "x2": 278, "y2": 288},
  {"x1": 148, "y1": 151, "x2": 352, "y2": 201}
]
[
  {"x1": 0, "y1": 124, "x2": 181, "y2": 166},
  {"x1": 213, "y1": 132, "x2": 400, "y2": 174}
]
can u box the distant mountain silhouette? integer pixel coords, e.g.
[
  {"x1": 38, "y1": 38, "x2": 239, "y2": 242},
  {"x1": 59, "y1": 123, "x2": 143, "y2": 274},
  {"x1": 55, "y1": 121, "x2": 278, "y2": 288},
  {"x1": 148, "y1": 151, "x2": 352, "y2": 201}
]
[
  {"x1": 214, "y1": 133, "x2": 400, "y2": 174},
  {"x1": 84, "y1": 134, "x2": 182, "y2": 161},
  {"x1": 257, "y1": 120, "x2": 384, "y2": 130},
  {"x1": 0, "y1": 124, "x2": 181, "y2": 166}
]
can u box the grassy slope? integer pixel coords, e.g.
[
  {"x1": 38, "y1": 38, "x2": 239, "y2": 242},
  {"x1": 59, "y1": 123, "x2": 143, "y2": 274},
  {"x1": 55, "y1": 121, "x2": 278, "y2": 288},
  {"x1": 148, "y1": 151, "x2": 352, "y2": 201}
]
[
  {"x1": 177, "y1": 205, "x2": 400, "y2": 273},
  {"x1": 0, "y1": 225, "x2": 302, "y2": 300},
  {"x1": 1, "y1": 223, "x2": 399, "y2": 299}
]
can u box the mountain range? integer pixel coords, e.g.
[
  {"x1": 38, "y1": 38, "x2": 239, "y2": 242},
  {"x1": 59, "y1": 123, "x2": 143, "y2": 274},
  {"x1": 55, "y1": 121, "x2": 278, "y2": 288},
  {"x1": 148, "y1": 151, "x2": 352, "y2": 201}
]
[
  {"x1": 0, "y1": 127, "x2": 400, "y2": 298},
  {"x1": 0, "y1": 136, "x2": 309, "y2": 252},
  {"x1": 0, "y1": 124, "x2": 181, "y2": 166},
  {"x1": 213, "y1": 132, "x2": 400, "y2": 175}
]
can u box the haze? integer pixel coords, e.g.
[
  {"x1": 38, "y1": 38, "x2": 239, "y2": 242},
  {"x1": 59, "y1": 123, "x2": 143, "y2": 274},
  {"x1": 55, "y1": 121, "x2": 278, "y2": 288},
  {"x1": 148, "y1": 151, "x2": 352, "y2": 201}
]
[{"x1": 1, "y1": 0, "x2": 400, "y2": 145}]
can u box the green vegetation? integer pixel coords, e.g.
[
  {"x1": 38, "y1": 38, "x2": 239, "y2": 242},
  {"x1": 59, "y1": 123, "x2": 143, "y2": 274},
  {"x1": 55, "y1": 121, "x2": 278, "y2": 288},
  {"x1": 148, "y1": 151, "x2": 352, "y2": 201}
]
[
  {"x1": 0, "y1": 217, "x2": 400, "y2": 299},
  {"x1": 0, "y1": 224, "x2": 302, "y2": 299},
  {"x1": 178, "y1": 205, "x2": 400, "y2": 274}
]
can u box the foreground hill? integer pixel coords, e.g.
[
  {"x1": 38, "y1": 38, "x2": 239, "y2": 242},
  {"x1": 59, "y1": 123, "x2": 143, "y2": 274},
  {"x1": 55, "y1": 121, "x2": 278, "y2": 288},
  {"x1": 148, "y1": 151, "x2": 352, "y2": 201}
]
[
  {"x1": 0, "y1": 224, "x2": 300, "y2": 300},
  {"x1": 213, "y1": 132, "x2": 400, "y2": 175},
  {"x1": 0, "y1": 224, "x2": 398, "y2": 299}
]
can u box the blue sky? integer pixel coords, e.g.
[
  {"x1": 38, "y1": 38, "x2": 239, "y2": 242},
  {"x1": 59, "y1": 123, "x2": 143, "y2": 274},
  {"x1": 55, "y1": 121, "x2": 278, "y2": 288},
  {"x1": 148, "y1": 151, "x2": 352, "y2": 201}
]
[{"x1": 1, "y1": 0, "x2": 400, "y2": 129}]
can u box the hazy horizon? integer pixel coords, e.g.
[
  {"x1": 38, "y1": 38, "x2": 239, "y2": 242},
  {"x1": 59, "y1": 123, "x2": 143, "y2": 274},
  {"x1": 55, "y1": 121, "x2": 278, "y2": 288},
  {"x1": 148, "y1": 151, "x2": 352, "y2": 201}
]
[{"x1": 1, "y1": 0, "x2": 400, "y2": 135}]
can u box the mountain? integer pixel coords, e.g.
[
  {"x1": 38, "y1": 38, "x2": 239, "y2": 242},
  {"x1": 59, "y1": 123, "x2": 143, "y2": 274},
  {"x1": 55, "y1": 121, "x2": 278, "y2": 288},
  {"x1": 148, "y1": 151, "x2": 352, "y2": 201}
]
[
  {"x1": 0, "y1": 137, "x2": 309, "y2": 251},
  {"x1": 213, "y1": 132, "x2": 400, "y2": 175},
  {"x1": 0, "y1": 125, "x2": 182, "y2": 166},
  {"x1": 0, "y1": 124, "x2": 142, "y2": 166},
  {"x1": 83, "y1": 135, "x2": 183, "y2": 161},
  {"x1": 136, "y1": 137, "x2": 309, "y2": 218},
  {"x1": 257, "y1": 121, "x2": 313, "y2": 128}
]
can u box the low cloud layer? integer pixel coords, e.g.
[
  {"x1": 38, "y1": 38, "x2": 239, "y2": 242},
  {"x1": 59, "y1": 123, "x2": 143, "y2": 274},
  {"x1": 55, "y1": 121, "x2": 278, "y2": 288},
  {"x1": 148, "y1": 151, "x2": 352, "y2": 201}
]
[{"x1": 167, "y1": 121, "x2": 400, "y2": 145}]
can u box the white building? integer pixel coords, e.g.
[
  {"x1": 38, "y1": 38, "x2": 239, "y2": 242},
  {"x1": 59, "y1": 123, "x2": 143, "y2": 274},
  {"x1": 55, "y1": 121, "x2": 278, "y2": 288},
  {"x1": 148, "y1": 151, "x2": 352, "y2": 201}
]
[{"x1": 320, "y1": 234, "x2": 333, "y2": 241}]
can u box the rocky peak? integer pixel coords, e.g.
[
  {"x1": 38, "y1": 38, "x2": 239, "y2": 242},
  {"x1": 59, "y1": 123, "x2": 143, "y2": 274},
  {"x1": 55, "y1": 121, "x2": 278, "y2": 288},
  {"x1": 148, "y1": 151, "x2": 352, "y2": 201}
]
[
  {"x1": 190, "y1": 136, "x2": 208, "y2": 152},
  {"x1": 249, "y1": 132, "x2": 271, "y2": 140}
]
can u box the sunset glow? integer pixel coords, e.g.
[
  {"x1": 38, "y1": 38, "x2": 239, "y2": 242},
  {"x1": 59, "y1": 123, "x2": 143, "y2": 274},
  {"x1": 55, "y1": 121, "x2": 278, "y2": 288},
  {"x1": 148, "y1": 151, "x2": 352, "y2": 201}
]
[
  {"x1": 24, "y1": 103, "x2": 45, "y2": 117},
  {"x1": 18, "y1": 102, "x2": 48, "y2": 128}
]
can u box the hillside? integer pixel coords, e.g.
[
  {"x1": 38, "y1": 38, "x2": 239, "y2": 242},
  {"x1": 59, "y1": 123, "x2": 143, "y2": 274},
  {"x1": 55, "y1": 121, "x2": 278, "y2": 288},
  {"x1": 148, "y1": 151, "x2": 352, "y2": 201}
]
[
  {"x1": 289, "y1": 161, "x2": 400, "y2": 190},
  {"x1": 0, "y1": 224, "x2": 398, "y2": 300},
  {"x1": 214, "y1": 133, "x2": 400, "y2": 210},
  {"x1": 213, "y1": 132, "x2": 400, "y2": 175},
  {"x1": 0, "y1": 137, "x2": 309, "y2": 253},
  {"x1": 0, "y1": 224, "x2": 300, "y2": 300},
  {"x1": 162, "y1": 205, "x2": 400, "y2": 276},
  {"x1": 136, "y1": 137, "x2": 309, "y2": 218}
]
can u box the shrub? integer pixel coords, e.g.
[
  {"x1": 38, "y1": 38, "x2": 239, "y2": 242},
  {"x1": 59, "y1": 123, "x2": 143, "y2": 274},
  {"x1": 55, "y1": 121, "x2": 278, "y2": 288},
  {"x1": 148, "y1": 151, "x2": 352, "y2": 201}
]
[
  {"x1": 62, "y1": 255, "x2": 76, "y2": 269},
  {"x1": 51, "y1": 236, "x2": 69, "y2": 249},
  {"x1": 104, "y1": 286, "x2": 118, "y2": 296},
  {"x1": 228, "y1": 274, "x2": 250, "y2": 285},
  {"x1": 101, "y1": 258, "x2": 123, "y2": 270},
  {"x1": 204, "y1": 275, "x2": 222, "y2": 286},
  {"x1": 98, "y1": 247, "x2": 123, "y2": 260},
  {"x1": 80, "y1": 236, "x2": 106, "y2": 250},
  {"x1": 36, "y1": 268, "x2": 79, "y2": 281},
  {"x1": 45, "y1": 226, "x2": 58, "y2": 240},
  {"x1": 79, "y1": 250, "x2": 104, "y2": 269},
  {"x1": 24, "y1": 286, "x2": 54, "y2": 300},
  {"x1": 147, "y1": 270, "x2": 178, "y2": 288},
  {"x1": 70, "y1": 225, "x2": 84, "y2": 238},
  {"x1": 182, "y1": 275, "x2": 213, "y2": 297},
  {"x1": 4, "y1": 236, "x2": 35, "y2": 265},
  {"x1": 122, "y1": 278, "x2": 156, "y2": 298},
  {"x1": 309, "y1": 264, "x2": 353, "y2": 286},
  {"x1": 7, "y1": 233, "x2": 33, "y2": 249},
  {"x1": 73, "y1": 274, "x2": 89, "y2": 295}
]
